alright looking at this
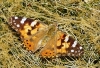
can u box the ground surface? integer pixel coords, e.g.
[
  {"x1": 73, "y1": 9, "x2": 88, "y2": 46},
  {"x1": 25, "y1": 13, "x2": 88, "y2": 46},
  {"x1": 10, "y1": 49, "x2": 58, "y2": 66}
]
[{"x1": 0, "y1": 0, "x2": 100, "y2": 68}]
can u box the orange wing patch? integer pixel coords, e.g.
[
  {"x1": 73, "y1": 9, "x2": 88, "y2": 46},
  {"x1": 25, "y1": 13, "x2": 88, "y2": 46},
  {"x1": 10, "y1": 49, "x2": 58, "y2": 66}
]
[
  {"x1": 23, "y1": 39, "x2": 36, "y2": 51},
  {"x1": 40, "y1": 49, "x2": 56, "y2": 58}
]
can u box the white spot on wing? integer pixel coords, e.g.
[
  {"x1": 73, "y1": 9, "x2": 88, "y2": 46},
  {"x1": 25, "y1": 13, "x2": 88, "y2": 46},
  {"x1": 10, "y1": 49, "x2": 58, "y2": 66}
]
[
  {"x1": 64, "y1": 35, "x2": 69, "y2": 42},
  {"x1": 72, "y1": 54, "x2": 74, "y2": 56},
  {"x1": 78, "y1": 50, "x2": 80, "y2": 52},
  {"x1": 80, "y1": 46, "x2": 82, "y2": 50},
  {"x1": 14, "y1": 23, "x2": 16, "y2": 25},
  {"x1": 16, "y1": 24, "x2": 20, "y2": 27},
  {"x1": 15, "y1": 17, "x2": 18, "y2": 19},
  {"x1": 31, "y1": 20, "x2": 37, "y2": 27},
  {"x1": 72, "y1": 41, "x2": 77, "y2": 47},
  {"x1": 12, "y1": 26, "x2": 15, "y2": 29},
  {"x1": 75, "y1": 51, "x2": 77, "y2": 53},
  {"x1": 71, "y1": 50, "x2": 74, "y2": 52},
  {"x1": 78, "y1": 53, "x2": 80, "y2": 56},
  {"x1": 20, "y1": 17, "x2": 27, "y2": 24},
  {"x1": 13, "y1": 20, "x2": 15, "y2": 22}
]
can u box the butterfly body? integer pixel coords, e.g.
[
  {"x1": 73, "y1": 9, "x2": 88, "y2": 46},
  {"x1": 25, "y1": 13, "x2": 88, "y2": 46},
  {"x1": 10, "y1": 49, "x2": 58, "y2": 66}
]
[{"x1": 9, "y1": 16, "x2": 84, "y2": 58}]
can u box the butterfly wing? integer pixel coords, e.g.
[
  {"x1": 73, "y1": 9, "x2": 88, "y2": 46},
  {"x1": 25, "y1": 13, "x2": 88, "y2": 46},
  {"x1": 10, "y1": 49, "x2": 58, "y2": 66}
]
[
  {"x1": 40, "y1": 30, "x2": 84, "y2": 58},
  {"x1": 9, "y1": 16, "x2": 48, "y2": 52},
  {"x1": 56, "y1": 31, "x2": 84, "y2": 57}
]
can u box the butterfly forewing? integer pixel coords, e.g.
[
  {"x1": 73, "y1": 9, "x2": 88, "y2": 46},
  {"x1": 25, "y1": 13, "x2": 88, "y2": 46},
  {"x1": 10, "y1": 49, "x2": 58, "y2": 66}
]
[
  {"x1": 9, "y1": 16, "x2": 48, "y2": 38},
  {"x1": 56, "y1": 31, "x2": 84, "y2": 57}
]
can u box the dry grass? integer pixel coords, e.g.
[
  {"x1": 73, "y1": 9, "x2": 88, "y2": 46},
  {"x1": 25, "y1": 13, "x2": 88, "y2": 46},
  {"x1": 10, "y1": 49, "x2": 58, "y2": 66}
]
[{"x1": 0, "y1": 0, "x2": 100, "y2": 68}]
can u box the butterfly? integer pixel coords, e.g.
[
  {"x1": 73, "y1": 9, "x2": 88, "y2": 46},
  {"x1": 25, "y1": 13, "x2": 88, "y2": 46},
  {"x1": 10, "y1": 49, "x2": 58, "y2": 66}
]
[{"x1": 8, "y1": 16, "x2": 84, "y2": 58}]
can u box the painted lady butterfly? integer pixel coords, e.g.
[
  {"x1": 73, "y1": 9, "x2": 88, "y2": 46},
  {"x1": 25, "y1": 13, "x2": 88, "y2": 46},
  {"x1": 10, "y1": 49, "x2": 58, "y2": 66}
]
[{"x1": 9, "y1": 16, "x2": 84, "y2": 58}]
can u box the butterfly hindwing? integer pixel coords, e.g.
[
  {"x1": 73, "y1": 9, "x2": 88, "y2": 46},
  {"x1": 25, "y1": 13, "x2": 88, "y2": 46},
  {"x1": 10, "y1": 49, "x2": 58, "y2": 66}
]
[
  {"x1": 40, "y1": 34, "x2": 57, "y2": 58},
  {"x1": 23, "y1": 30, "x2": 48, "y2": 52}
]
